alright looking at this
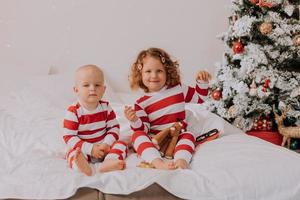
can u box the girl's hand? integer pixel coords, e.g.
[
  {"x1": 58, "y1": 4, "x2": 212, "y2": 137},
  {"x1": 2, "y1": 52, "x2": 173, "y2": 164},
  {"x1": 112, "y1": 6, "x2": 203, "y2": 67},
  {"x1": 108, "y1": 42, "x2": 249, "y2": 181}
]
[
  {"x1": 197, "y1": 70, "x2": 212, "y2": 83},
  {"x1": 124, "y1": 106, "x2": 138, "y2": 122}
]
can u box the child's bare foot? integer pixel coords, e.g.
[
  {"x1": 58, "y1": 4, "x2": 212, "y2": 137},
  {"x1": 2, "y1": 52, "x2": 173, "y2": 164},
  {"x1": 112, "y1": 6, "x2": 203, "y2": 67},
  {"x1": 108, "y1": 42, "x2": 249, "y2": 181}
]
[
  {"x1": 99, "y1": 159, "x2": 126, "y2": 173},
  {"x1": 151, "y1": 158, "x2": 176, "y2": 170},
  {"x1": 74, "y1": 148, "x2": 93, "y2": 176},
  {"x1": 175, "y1": 159, "x2": 189, "y2": 169}
]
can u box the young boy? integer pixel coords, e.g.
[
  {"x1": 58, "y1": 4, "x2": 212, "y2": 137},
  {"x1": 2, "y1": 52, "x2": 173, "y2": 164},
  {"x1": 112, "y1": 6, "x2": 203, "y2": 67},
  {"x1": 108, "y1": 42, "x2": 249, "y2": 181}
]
[{"x1": 63, "y1": 64, "x2": 127, "y2": 176}]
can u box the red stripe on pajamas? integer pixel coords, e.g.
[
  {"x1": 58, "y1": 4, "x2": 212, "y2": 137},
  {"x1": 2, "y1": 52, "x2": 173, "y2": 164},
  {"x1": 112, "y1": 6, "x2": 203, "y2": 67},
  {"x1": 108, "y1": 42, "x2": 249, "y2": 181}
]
[
  {"x1": 140, "y1": 116, "x2": 150, "y2": 124},
  {"x1": 145, "y1": 93, "x2": 184, "y2": 114},
  {"x1": 136, "y1": 142, "x2": 156, "y2": 156},
  {"x1": 185, "y1": 87, "x2": 195, "y2": 102},
  {"x1": 66, "y1": 140, "x2": 84, "y2": 159},
  {"x1": 179, "y1": 133, "x2": 196, "y2": 143},
  {"x1": 109, "y1": 149, "x2": 124, "y2": 160},
  {"x1": 131, "y1": 131, "x2": 149, "y2": 144},
  {"x1": 64, "y1": 119, "x2": 79, "y2": 130},
  {"x1": 111, "y1": 140, "x2": 128, "y2": 158},
  {"x1": 107, "y1": 110, "x2": 117, "y2": 121},
  {"x1": 196, "y1": 85, "x2": 208, "y2": 96},
  {"x1": 66, "y1": 148, "x2": 76, "y2": 160},
  {"x1": 79, "y1": 111, "x2": 108, "y2": 124},
  {"x1": 78, "y1": 127, "x2": 106, "y2": 135},
  {"x1": 67, "y1": 103, "x2": 80, "y2": 113},
  {"x1": 63, "y1": 135, "x2": 76, "y2": 143},
  {"x1": 82, "y1": 134, "x2": 106, "y2": 143},
  {"x1": 112, "y1": 140, "x2": 127, "y2": 147},
  {"x1": 174, "y1": 144, "x2": 194, "y2": 154},
  {"x1": 150, "y1": 111, "x2": 185, "y2": 126},
  {"x1": 106, "y1": 132, "x2": 119, "y2": 141},
  {"x1": 74, "y1": 140, "x2": 84, "y2": 149},
  {"x1": 197, "y1": 98, "x2": 204, "y2": 104},
  {"x1": 137, "y1": 96, "x2": 151, "y2": 104}
]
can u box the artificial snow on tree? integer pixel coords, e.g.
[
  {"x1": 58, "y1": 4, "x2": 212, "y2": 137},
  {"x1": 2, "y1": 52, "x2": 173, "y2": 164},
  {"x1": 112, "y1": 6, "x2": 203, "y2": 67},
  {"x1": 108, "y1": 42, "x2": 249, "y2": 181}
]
[{"x1": 204, "y1": 0, "x2": 300, "y2": 131}]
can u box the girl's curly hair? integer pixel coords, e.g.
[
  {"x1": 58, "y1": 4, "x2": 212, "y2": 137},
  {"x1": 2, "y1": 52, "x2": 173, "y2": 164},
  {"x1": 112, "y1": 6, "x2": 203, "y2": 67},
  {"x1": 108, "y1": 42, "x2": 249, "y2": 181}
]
[{"x1": 129, "y1": 47, "x2": 181, "y2": 93}]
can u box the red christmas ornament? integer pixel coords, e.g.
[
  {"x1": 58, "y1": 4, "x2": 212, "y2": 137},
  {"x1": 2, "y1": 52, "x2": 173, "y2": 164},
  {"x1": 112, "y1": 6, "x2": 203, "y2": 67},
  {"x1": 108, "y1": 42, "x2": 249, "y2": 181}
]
[
  {"x1": 256, "y1": 0, "x2": 273, "y2": 8},
  {"x1": 262, "y1": 87, "x2": 267, "y2": 92},
  {"x1": 262, "y1": 78, "x2": 270, "y2": 92},
  {"x1": 264, "y1": 79, "x2": 270, "y2": 87},
  {"x1": 232, "y1": 41, "x2": 244, "y2": 54},
  {"x1": 211, "y1": 88, "x2": 222, "y2": 101}
]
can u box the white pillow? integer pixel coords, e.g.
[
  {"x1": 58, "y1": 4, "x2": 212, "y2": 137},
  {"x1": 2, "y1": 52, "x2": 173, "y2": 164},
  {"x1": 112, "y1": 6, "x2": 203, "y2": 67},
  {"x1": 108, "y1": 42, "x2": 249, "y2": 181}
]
[
  {"x1": 185, "y1": 103, "x2": 244, "y2": 137},
  {"x1": 25, "y1": 73, "x2": 123, "y2": 109},
  {"x1": 0, "y1": 65, "x2": 49, "y2": 104}
]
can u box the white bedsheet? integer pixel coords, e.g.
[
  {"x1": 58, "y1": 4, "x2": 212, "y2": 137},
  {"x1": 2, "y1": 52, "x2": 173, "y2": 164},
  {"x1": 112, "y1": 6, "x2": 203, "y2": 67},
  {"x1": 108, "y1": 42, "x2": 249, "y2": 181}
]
[{"x1": 1, "y1": 84, "x2": 300, "y2": 200}]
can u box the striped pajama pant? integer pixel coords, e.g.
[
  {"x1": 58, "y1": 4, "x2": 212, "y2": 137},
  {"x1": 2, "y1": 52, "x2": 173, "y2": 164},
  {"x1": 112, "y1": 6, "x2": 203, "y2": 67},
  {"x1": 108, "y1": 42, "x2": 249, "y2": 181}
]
[
  {"x1": 66, "y1": 140, "x2": 128, "y2": 169},
  {"x1": 131, "y1": 130, "x2": 195, "y2": 163}
]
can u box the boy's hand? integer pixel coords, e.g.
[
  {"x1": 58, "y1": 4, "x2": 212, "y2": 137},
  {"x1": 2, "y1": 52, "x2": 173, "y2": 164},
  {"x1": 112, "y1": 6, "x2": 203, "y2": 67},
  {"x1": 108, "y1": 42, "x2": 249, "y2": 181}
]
[
  {"x1": 124, "y1": 106, "x2": 138, "y2": 122},
  {"x1": 91, "y1": 143, "x2": 110, "y2": 159},
  {"x1": 197, "y1": 70, "x2": 212, "y2": 83},
  {"x1": 98, "y1": 143, "x2": 110, "y2": 154}
]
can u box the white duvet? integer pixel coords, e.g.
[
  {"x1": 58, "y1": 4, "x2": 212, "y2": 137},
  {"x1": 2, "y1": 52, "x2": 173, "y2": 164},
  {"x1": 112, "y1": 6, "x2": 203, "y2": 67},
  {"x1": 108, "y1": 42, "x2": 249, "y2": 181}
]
[{"x1": 1, "y1": 75, "x2": 300, "y2": 200}]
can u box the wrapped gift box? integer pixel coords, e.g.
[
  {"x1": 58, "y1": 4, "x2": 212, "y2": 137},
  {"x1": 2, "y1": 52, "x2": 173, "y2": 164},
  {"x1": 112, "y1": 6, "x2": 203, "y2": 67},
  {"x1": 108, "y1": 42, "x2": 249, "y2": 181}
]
[{"x1": 246, "y1": 131, "x2": 283, "y2": 146}]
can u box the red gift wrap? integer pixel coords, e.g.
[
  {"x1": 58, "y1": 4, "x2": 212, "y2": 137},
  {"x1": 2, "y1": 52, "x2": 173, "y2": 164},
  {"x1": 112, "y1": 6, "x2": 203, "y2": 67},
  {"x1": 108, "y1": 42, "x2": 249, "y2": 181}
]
[{"x1": 246, "y1": 131, "x2": 283, "y2": 145}]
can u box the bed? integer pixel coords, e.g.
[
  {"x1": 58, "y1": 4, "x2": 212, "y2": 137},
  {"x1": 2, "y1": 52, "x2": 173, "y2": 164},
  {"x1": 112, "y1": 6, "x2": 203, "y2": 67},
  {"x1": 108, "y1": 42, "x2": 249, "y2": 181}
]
[{"x1": 1, "y1": 73, "x2": 300, "y2": 200}]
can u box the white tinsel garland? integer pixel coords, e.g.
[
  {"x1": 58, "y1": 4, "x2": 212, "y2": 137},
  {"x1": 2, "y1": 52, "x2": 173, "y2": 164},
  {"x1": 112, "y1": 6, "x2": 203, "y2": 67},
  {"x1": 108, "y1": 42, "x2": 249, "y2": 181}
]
[
  {"x1": 217, "y1": 65, "x2": 234, "y2": 82},
  {"x1": 263, "y1": 45, "x2": 281, "y2": 59},
  {"x1": 294, "y1": 73, "x2": 300, "y2": 82},
  {"x1": 253, "y1": 67, "x2": 275, "y2": 83},
  {"x1": 283, "y1": 5, "x2": 295, "y2": 16},
  {"x1": 233, "y1": 94, "x2": 250, "y2": 111},
  {"x1": 229, "y1": 0, "x2": 243, "y2": 14},
  {"x1": 277, "y1": 51, "x2": 292, "y2": 63},
  {"x1": 266, "y1": 12, "x2": 300, "y2": 47},
  {"x1": 266, "y1": 0, "x2": 283, "y2": 6},
  {"x1": 288, "y1": 110, "x2": 300, "y2": 119},
  {"x1": 232, "y1": 16, "x2": 257, "y2": 37},
  {"x1": 270, "y1": 27, "x2": 294, "y2": 46},
  {"x1": 267, "y1": 12, "x2": 287, "y2": 24},
  {"x1": 232, "y1": 81, "x2": 249, "y2": 94},
  {"x1": 276, "y1": 76, "x2": 299, "y2": 91},
  {"x1": 278, "y1": 101, "x2": 300, "y2": 120},
  {"x1": 217, "y1": 105, "x2": 230, "y2": 119},
  {"x1": 237, "y1": 44, "x2": 268, "y2": 78}
]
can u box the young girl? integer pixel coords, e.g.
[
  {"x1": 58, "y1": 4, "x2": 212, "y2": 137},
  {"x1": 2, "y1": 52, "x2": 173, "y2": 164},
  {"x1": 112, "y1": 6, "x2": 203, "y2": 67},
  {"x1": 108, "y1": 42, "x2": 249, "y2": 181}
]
[{"x1": 124, "y1": 47, "x2": 211, "y2": 169}]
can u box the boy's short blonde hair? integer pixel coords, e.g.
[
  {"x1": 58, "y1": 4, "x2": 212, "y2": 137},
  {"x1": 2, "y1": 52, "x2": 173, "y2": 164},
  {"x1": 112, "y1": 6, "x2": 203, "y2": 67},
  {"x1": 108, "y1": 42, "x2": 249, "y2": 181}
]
[
  {"x1": 129, "y1": 47, "x2": 181, "y2": 93},
  {"x1": 75, "y1": 64, "x2": 104, "y2": 85}
]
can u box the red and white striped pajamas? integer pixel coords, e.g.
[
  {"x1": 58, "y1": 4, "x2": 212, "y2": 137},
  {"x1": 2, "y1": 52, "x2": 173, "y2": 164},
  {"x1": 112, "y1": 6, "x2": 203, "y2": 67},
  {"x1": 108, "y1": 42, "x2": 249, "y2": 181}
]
[
  {"x1": 130, "y1": 82, "x2": 208, "y2": 163},
  {"x1": 63, "y1": 100, "x2": 127, "y2": 169}
]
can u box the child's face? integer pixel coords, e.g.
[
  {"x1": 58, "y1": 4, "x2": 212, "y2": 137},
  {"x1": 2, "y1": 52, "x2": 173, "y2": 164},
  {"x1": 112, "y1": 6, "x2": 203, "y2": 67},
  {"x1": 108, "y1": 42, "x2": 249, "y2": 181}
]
[
  {"x1": 141, "y1": 56, "x2": 166, "y2": 93},
  {"x1": 74, "y1": 67, "x2": 106, "y2": 106}
]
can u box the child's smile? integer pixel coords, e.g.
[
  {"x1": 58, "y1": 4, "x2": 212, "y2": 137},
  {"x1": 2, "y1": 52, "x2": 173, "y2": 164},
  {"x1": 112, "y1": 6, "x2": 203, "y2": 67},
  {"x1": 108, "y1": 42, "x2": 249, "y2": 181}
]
[{"x1": 141, "y1": 56, "x2": 166, "y2": 93}]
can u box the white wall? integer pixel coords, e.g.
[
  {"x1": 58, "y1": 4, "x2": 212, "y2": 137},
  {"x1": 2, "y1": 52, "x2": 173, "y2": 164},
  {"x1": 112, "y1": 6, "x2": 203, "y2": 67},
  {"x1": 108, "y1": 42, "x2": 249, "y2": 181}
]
[{"x1": 0, "y1": 0, "x2": 230, "y2": 92}]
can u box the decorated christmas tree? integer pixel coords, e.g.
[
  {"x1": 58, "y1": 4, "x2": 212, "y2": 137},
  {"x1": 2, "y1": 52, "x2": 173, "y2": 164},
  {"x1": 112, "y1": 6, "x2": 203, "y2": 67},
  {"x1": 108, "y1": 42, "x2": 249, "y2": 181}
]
[{"x1": 204, "y1": 0, "x2": 300, "y2": 131}]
